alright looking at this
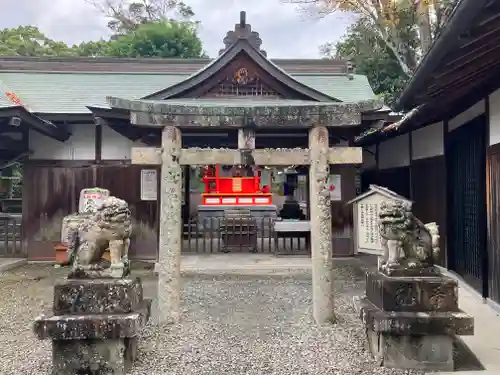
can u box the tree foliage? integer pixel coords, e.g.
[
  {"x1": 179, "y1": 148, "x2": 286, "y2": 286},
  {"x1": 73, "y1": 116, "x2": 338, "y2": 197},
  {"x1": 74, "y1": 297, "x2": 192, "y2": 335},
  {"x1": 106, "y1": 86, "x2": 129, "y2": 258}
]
[
  {"x1": 0, "y1": 21, "x2": 205, "y2": 59},
  {"x1": 283, "y1": 0, "x2": 458, "y2": 77},
  {"x1": 84, "y1": 0, "x2": 194, "y2": 34},
  {"x1": 101, "y1": 21, "x2": 204, "y2": 58},
  {"x1": 0, "y1": 26, "x2": 74, "y2": 56},
  {"x1": 323, "y1": 18, "x2": 408, "y2": 106}
]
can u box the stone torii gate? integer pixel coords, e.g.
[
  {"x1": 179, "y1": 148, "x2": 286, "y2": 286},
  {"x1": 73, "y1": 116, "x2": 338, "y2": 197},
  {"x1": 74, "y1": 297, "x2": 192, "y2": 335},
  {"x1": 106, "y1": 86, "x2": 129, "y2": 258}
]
[{"x1": 106, "y1": 97, "x2": 374, "y2": 325}]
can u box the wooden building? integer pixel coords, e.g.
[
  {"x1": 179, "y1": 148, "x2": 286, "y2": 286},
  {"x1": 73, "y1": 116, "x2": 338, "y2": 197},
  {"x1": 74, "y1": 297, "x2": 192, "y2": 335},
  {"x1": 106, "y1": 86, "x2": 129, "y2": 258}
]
[
  {"x1": 0, "y1": 12, "x2": 386, "y2": 261},
  {"x1": 355, "y1": 0, "x2": 500, "y2": 308}
]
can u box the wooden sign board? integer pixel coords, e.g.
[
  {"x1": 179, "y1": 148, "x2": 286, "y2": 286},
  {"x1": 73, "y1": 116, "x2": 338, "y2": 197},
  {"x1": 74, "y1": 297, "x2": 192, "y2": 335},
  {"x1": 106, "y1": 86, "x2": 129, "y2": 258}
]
[
  {"x1": 140, "y1": 169, "x2": 157, "y2": 201},
  {"x1": 348, "y1": 185, "x2": 410, "y2": 256},
  {"x1": 328, "y1": 174, "x2": 342, "y2": 201},
  {"x1": 79, "y1": 187, "x2": 110, "y2": 214}
]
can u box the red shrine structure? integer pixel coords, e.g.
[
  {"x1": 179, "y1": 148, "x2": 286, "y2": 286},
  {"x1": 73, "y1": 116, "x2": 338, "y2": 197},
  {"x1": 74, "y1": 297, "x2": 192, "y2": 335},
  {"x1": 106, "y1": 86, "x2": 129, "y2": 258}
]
[{"x1": 200, "y1": 165, "x2": 272, "y2": 206}]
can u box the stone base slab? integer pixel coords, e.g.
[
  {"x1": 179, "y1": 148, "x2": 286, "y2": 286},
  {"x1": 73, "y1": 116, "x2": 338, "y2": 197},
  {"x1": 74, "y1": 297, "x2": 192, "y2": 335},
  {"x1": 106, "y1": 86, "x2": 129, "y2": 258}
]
[
  {"x1": 357, "y1": 296, "x2": 474, "y2": 336},
  {"x1": 51, "y1": 338, "x2": 137, "y2": 375},
  {"x1": 366, "y1": 328, "x2": 454, "y2": 371},
  {"x1": 366, "y1": 271, "x2": 459, "y2": 312},
  {"x1": 53, "y1": 277, "x2": 144, "y2": 315},
  {"x1": 380, "y1": 264, "x2": 441, "y2": 277},
  {"x1": 34, "y1": 301, "x2": 151, "y2": 340}
]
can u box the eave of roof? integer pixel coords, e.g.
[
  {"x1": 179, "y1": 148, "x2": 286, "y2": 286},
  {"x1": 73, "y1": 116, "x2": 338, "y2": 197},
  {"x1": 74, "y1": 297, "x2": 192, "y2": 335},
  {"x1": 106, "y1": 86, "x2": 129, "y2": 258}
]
[
  {"x1": 142, "y1": 39, "x2": 338, "y2": 102},
  {"x1": 0, "y1": 104, "x2": 70, "y2": 141},
  {"x1": 394, "y1": 0, "x2": 490, "y2": 112},
  {"x1": 0, "y1": 55, "x2": 350, "y2": 75}
]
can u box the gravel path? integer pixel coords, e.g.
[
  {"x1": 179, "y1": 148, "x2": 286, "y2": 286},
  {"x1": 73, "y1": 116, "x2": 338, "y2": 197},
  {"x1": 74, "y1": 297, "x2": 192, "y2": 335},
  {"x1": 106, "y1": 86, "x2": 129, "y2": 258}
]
[{"x1": 0, "y1": 263, "x2": 422, "y2": 375}]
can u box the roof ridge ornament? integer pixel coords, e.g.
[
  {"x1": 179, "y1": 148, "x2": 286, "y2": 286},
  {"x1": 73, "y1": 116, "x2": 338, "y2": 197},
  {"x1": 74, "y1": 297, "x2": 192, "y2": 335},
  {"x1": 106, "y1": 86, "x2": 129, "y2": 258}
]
[{"x1": 219, "y1": 11, "x2": 267, "y2": 57}]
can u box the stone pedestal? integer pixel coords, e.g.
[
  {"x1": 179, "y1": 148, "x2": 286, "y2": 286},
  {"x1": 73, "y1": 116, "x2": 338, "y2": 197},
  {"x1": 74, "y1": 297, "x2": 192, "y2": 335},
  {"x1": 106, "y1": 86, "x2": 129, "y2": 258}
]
[
  {"x1": 355, "y1": 270, "x2": 474, "y2": 371},
  {"x1": 34, "y1": 278, "x2": 151, "y2": 375}
]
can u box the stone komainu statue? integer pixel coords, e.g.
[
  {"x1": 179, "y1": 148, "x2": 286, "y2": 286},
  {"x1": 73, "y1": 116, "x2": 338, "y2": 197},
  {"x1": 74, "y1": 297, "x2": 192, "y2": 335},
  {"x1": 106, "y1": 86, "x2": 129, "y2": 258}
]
[
  {"x1": 378, "y1": 200, "x2": 440, "y2": 273},
  {"x1": 65, "y1": 196, "x2": 132, "y2": 278}
]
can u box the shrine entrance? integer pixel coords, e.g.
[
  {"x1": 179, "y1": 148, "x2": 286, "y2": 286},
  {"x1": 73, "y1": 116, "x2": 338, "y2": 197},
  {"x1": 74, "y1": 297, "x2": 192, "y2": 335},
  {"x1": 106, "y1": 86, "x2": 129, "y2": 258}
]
[
  {"x1": 181, "y1": 162, "x2": 310, "y2": 255},
  {"x1": 96, "y1": 10, "x2": 383, "y2": 325}
]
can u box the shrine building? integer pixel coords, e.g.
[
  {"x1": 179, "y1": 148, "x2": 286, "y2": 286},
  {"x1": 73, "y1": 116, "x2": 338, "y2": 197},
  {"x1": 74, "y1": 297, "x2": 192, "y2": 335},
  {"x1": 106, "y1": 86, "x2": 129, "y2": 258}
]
[{"x1": 0, "y1": 12, "x2": 389, "y2": 261}]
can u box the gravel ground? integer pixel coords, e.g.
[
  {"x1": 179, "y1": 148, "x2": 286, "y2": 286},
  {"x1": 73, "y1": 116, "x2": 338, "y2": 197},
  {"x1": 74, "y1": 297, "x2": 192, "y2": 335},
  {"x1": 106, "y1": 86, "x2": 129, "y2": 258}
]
[{"x1": 0, "y1": 263, "x2": 423, "y2": 375}]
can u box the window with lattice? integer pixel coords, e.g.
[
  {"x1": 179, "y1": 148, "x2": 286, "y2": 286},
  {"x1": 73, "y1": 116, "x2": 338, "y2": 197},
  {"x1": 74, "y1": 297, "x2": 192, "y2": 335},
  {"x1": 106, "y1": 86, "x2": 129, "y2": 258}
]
[{"x1": 205, "y1": 67, "x2": 282, "y2": 98}]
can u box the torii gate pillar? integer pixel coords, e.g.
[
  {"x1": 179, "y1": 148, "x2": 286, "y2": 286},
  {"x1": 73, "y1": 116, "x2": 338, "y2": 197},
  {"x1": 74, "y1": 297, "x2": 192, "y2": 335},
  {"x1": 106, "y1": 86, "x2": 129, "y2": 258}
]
[
  {"x1": 309, "y1": 126, "x2": 335, "y2": 324},
  {"x1": 156, "y1": 125, "x2": 183, "y2": 325}
]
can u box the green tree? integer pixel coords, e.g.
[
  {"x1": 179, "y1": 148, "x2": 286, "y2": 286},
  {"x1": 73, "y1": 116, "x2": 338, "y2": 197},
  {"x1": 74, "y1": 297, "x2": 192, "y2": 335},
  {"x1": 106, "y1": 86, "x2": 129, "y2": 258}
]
[
  {"x1": 324, "y1": 15, "x2": 417, "y2": 106},
  {"x1": 102, "y1": 20, "x2": 204, "y2": 58},
  {"x1": 72, "y1": 40, "x2": 111, "y2": 57},
  {"x1": 283, "y1": 0, "x2": 458, "y2": 77},
  {"x1": 0, "y1": 21, "x2": 205, "y2": 59},
  {"x1": 0, "y1": 26, "x2": 75, "y2": 56},
  {"x1": 85, "y1": 0, "x2": 194, "y2": 34}
]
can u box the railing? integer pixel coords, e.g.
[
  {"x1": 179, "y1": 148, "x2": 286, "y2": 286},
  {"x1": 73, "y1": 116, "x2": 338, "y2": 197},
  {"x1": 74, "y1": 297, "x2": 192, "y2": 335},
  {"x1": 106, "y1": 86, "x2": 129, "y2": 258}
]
[
  {"x1": 182, "y1": 216, "x2": 310, "y2": 255},
  {"x1": 0, "y1": 214, "x2": 22, "y2": 257}
]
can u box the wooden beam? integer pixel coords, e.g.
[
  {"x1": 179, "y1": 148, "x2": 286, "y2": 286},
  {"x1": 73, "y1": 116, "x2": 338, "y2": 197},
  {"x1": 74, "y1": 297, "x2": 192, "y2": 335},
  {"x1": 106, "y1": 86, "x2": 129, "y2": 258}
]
[
  {"x1": 0, "y1": 135, "x2": 28, "y2": 151},
  {"x1": 429, "y1": 58, "x2": 500, "y2": 98},
  {"x1": 442, "y1": 30, "x2": 500, "y2": 72},
  {"x1": 429, "y1": 43, "x2": 500, "y2": 91},
  {"x1": 131, "y1": 146, "x2": 363, "y2": 166}
]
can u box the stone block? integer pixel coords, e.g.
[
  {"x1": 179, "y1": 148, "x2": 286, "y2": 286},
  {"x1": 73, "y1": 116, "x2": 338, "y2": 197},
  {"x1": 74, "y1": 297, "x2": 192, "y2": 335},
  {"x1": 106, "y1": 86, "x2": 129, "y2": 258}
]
[
  {"x1": 51, "y1": 338, "x2": 137, "y2": 375},
  {"x1": 359, "y1": 297, "x2": 474, "y2": 336},
  {"x1": 34, "y1": 301, "x2": 151, "y2": 340},
  {"x1": 367, "y1": 329, "x2": 454, "y2": 371},
  {"x1": 53, "y1": 278, "x2": 144, "y2": 315},
  {"x1": 366, "y1": 272, "x2": 459, "y2": 312}
]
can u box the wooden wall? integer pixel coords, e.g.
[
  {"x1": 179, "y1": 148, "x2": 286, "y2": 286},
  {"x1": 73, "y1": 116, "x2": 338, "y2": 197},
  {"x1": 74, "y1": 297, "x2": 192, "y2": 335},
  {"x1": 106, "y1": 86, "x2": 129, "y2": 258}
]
[
  {"x1": 487, "y1": 144, "x2": 500, "y2": 304},
  {"x1": 330, "y1": 165, "x2": 357, "y2": 256},
  {"x1": 22, "y1": 161, "x2": 159, "y2": 260},
  {"x1": 411, "y1": 156, "x2": 447, "y2": 266},
  {"x1": 362, "y1": 124, "x2": 447, "y2": 267}
]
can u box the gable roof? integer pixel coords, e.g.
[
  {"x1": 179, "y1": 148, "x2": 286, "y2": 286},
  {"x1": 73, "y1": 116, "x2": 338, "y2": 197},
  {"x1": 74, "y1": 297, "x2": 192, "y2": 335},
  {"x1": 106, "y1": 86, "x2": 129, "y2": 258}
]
[
  {"x1": 347, "y1": 184, "x2": 411, "y2": 205},
  {"x1": 143, "y1": 38, "x2": 337, "y2": 102}
]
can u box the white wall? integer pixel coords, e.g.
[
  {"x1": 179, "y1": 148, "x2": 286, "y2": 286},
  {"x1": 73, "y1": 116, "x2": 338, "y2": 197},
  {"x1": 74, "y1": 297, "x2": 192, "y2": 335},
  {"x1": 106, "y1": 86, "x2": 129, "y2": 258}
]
[
  {"x1": 29, "y1": 124, "x2": 145, "y2": 160},
  {"x1": 378, "y1": 134, "x2": 410, "y2": 169},
  {"x1": 29, "y1": 124, "x2": 95, "y2": 160},
  {"x1": 448, "y1": 99, "x2": 485, "y2": 132},
  {"x1": 489, "y1": 88, "x2": 500, "y2": 146},
  {"x1": 101, "y1": 125, "x2": 147, "y2": 160},
  {"x1": 411, "y1": 121, "x2": 444, "y2": 160}
]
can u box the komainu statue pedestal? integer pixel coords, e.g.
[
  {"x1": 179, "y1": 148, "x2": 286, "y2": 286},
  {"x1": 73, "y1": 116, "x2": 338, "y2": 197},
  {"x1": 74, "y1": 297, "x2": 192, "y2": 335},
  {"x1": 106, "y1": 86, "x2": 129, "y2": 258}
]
[
  {"x1": 356, "y1": 271, "x2": 474, "y2": 371},
  {"x1": 355, "y1": 200, "x2": 474, "y2": 371},
  {"x1": 33, "y1": 195, "x2": 150, "y2": 375},
  {"x1": 33, "y1": 278, "x2": 151, "y2": 375}
]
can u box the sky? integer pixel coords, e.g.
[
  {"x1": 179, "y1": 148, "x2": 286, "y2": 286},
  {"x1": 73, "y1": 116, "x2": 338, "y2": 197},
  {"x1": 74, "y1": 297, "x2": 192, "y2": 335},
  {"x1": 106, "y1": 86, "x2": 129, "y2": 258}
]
[{"x1": 0, "y1": 0, "x2": 354, "y2": 58}]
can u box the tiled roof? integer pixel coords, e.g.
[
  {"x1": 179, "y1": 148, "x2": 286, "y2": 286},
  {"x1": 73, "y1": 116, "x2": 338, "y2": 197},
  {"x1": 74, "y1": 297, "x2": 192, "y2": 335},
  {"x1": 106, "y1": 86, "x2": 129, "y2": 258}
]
[
  {"x1": 0, "y1": 71, "x2": 376, "y2": 114},
  {"x1": 0, "y1": 91, "x2": 14, "y2": 108}
]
